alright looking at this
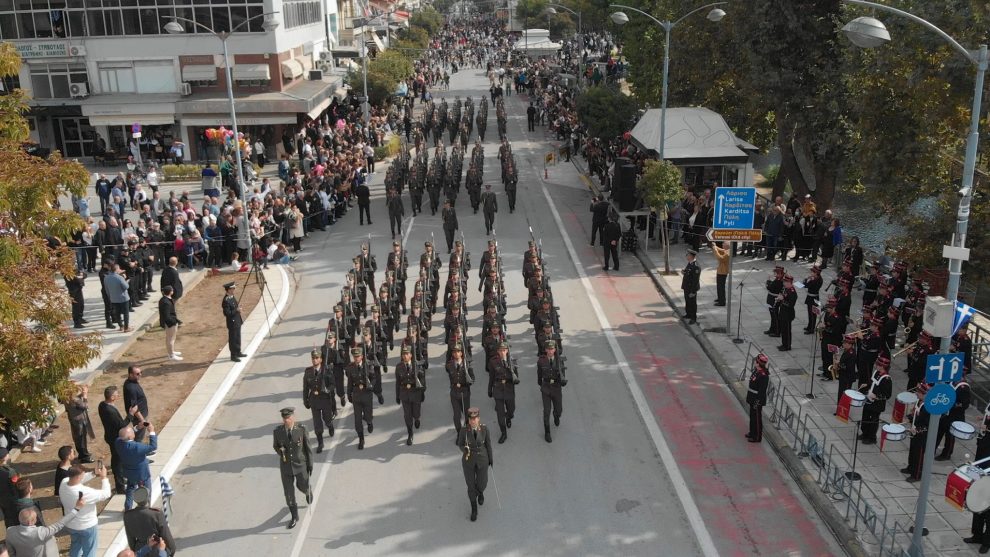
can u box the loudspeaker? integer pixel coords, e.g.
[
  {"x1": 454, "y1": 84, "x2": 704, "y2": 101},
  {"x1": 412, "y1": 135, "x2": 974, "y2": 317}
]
[{"x1": 614, "y1": 163, "x2": 638, "y2": 211}]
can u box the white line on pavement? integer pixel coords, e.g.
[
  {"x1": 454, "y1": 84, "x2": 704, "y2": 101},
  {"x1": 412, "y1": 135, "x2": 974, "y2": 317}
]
[
  {"x1": 402, "y1": 215, "x2": 415, "y2": 249},
  {"x1": 539, "y1": 183, "x2": 721, "y2": 557}
]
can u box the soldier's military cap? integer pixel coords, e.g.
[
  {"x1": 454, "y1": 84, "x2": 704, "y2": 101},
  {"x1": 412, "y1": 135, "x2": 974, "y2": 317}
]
[
  {"x1": 425, "y1": 241, "x2": 433, "y2": 248},
  {"x1": 452, "y1": 343, "x2": 463, "y2": 352},
  {"x1": 541, "y1": 298, "x2": 551, "y2": 304},
  {"x1": 467, "y1": 407, "x2": 480, "y2": 418},
  {"x1": 132, "y1": 486, "x2": 150, "y2": 505},
  {"x1": 401, "y1": 345, "x2": 412, "y2": 354},
  {"x1": 528, "y1": 240, "x2": 536, "y2": 247},
  {"x1": 393, "y1": 240, "x2": 401, "y2": 247},
  {"x1": 362, "y1": 326, "x2": 371, "y2": 334},
  {"x1": 412, "y1": 300, "x2": 421, "y2": 308},
  {"x1": 361, "y1": 243, "x2": 369, "y2": 250},
  {"x1": 543, "y1": 321, "x2": 553, "y2": 328},
  {"x1": 687, "y1": 249, "x2": 698, "y2": 256},
  {"x1": 334, "y1": 304, "x2": 343, "y2": 312},
  {"x1": 371, "y1": 305, "x2": 380, "y2": 312},
  {"x1": 489, "y1": 321, "x2": 500, "y2": 328},
  {"x1": 488, "y1": 240, "x2": 496, "y2": 247},
  {"x1": 485, "y1": 183, "x2": 492, "y2": 189},
  {"x1": 311, "y1": 349, "x2": 322, "y2": 359},
  {"x1": 280, "y1": 407, "x2": 295, "y2": 417},
  {"x1": 353, "y1": 256, "x2": 361, "y2": 263},
  {"x1": 498, "y1": 341, "x2": 509, "y2": 349},
  {"x1": 224, "y1": 282, "x2": 236, "y2": 290},
  {"x1": 455, "y1": 240, "x2": 463, "y2": 246},
  {"x1": 327, "y1": 330, "x2": 337, "y2": 338},
  {"x1": 545, "y1": 340, "x2": 557, "y2": 349},
  {"x1": 351, "y1": 347, "x2": 364, "y2": 356}
]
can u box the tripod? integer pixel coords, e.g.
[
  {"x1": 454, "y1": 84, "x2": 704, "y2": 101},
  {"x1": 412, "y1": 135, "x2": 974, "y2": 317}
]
[{"x1": 238, "y1": 254, "x2": 282, "y2": 338}]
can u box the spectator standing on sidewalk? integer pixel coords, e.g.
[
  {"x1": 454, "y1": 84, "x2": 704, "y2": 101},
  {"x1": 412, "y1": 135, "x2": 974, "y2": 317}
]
[
  {"x1": 14, "y1": 478, "x2": 44, "y2": 525},
  {"x1": 58, "y1": 464, "x2": 112, "y2": 557},
  {"x1": 681, "y1": 250, "x2": 701, "y2": 324},
  {"x1": 5, "y1": 495, "x2": 85, "y2": 557},
  {"x1": 105, "y1": 263, "x2": 131, "y2": 332},
  {"x1": 117, "y1": 424, "x2": 157, "y2": 511},
  {"x1": 589, "y1": 195, "x2": 608, "y2": 247},
  {"x1": 54, "y1": 445, "x2": 76, "y2": 500},
  {"x1": 0, "y1": 448, "x2": 18, "y2": 528},
  {"x1": 65, "y1": 384, "x2": 96, "y2": 464},
  {"x1": 65, "y1": 270, "x2": 86, "y2": 329},
  {"x1": 159, "y1": 257, "x2": 182, "y2": 302},
  {"x1": 99, "y1": 386, "x2": 136, "y2": 495},
  {"x1": 158, "y1": 286, "x2": 181, "y2": 361},
  {"x1": 712, "y1": 242, "x2": 729, "y2": 306},
  {"x1": 123, "y1": 366, "x2": 150, "y2": 440}
]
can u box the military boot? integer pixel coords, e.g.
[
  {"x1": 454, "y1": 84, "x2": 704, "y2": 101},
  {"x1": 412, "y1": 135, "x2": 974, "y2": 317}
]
[
  {"x1": 470, "y1": 499, "x2": 478, "y2": 522},
  {"x1": 288, "y1": 505, "x2": 300, "y2": 529}
]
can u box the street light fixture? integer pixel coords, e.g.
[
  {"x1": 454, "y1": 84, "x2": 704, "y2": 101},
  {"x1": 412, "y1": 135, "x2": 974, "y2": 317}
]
[
  {"x1": 545, "y1": 4, "x2": 582, "y2": 44},
  {"x1": 608, "y1": 2, "x2": 728, "y2": 162},
  {"x1": 163, "y1": 11, "x2": 279, "y2": 254},
  {"x1": 842, "y1": 2, "x2": 987, "y2": 555}
]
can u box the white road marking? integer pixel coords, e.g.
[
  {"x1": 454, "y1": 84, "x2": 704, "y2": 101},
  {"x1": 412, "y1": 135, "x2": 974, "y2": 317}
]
[
  {"x1": 539, "y1": 182, "x2": 720, "y2": 557},
  {"x1": 289, "y1": 407, "x2": 350, "y2": 557},
  {"x1": 402, "y1": 215, "x2": 415, "y2": 249}
]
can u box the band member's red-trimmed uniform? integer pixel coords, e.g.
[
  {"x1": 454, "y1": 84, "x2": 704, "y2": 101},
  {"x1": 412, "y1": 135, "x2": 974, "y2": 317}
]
[
  {"x1": 859, "y1": 354, "x2": 892, "y2": 445},
  {"x1": 747, "y1": 354, "x2": 770, "y2": 443}
]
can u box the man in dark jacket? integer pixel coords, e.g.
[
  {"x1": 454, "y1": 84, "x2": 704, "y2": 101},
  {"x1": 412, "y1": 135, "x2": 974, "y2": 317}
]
[
  {"x1": 123, "y1": 486, "x2": 176, "y2": 555},
  {"x1": 66, "y1": 271, "x2": 86, "y2": 328},
  {"x1": 355, "y1": 179, "x2": 372, "y2": 225},
  {"x1": 159, "y1": 286, "x2": 180, "y2": 360},
  {"x1": 764, "y1": 206, "x2": 784, "y2": 261},
  {"x1": 681, "y1": 249, "x2": 701, "y2": 324},
  {"x1": 590, "y1": 195, "x2": 609, "y2": 246},
  {"x1": 98, "y1": 386, "x2": 133, "y2": 494},
  {"x1": 602, "y1": 217, "x2": 622, "y2": 271},
  {"x1": 159, "y1": 256, "x2": 182, "y2": 301},
  {"x1": 0, "y1": 447, "x2": 20, "y2": 528}
]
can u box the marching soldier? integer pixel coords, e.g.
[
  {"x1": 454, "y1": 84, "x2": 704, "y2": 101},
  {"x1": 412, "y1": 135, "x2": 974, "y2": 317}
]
[
  {"x1": 395, "y1": 345, "x2": 426, "y2": 446},
  {"x1": 357, "y1": 243, "x2": 378, "y2": 303},
  {"x1": 321, "y1": 329, "x2": 348, "y2": 407},
  {"x1": 222, "y1": 282, "x2": 245, "y2": 362},
  {"x1": 345, "y1": 347, "x2": 382, "y2": 450},
  {"x1": 859, "y1": 354, "x2": 892, "y2": 445},
  {"x1": 442, "y1": 200, "x2": 459, "y2": 253},
  {"x1": 777, "y1": 274, "x2": 798, "y2": 351},
  {"x1": 272, "y1": 407, "x2": 312, "y2": 529},
  {"x1": 481, "y1": 184, "x2": 498, "y2": 235},
  {"x1": 487, "y1": 342, "x2": 518, "y2": 444},
  {"x1": 386, "y1": 241, "x2": 408, "y2": 315},
  {"x1": 447, "y1": 344, "x2": 475, "y2": 437},
  {"x1": 387, "y1": 189, "x2": 405, "y2": 240},
  {"x1": 503, "y1": 159, "x2": 517, "y2": 213},
  {"x1": 327, "y1": 304, "x2": 353, "y2": 349},
  {"x1": 537, "y1": 341, "x2": 567, "y2": 443},
  {"x1": 746, "y1": 354, "x2": 770, "y2": 442},
  {"x1": 365, "y1": 306, "x2": 390, "y2": 367},
  {"x1": 456, "y1": 408, "x2": 493, "y2": 522},
  {"x1": 479, "y1": 240, "x2": 498, "y2": 290},
  {"x1": 302, "y1": 350, "x2": 336, "y2": 452}
]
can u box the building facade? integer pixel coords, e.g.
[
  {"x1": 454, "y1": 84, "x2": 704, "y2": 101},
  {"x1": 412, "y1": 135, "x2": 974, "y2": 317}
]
[{"x1": 2, "y1": 0, "x2": 349, "y2": 163}]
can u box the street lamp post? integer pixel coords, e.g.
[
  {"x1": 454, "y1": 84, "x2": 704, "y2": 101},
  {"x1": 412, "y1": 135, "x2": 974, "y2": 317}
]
[
  {"x1": 609, "y1": 3, "x2": 727, "y2": 162},
  {"x1": 842, "y1": 3, "x2": 987, "y2": 555},
  {"x1": 545, "y1": 4, "x2": 581, "y2": 41},
  {"x1": 164, "y1": 13, "x2": 279, "y2": 254}
]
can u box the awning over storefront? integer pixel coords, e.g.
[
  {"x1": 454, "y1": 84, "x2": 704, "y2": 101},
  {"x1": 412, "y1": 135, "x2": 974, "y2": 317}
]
[
  {"x1": 307, "y1": 96, "x2": 332, "y2": 120},
  {"x1": 232, "y1": 64, "x2": 271, "y2": 81},
  {"x1": 176, "y1": 77, "x2": 340, "y2": 122},
  {"x1": 334, "y1": 86, "x2": 350, "y2": 101},
  {"x1": 281, "y1": 59, "x2": 305, "y2": 80},
  {"x1": 181, "y1": 65, "x2": 217, "y2": 82},
  {"x1": 77, "y1": 94, "x2": 178, "y2": 126}
]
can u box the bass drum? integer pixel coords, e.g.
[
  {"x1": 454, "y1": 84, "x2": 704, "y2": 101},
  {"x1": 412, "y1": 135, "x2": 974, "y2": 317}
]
[{"x1": 967, "y1": 477, "x2": 990, "y2": 513}]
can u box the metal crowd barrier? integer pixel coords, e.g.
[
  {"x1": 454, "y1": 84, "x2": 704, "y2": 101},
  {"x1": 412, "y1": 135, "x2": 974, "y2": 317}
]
[{"x1": 739, "y1": 341, "x2": 912, "y2": 556}]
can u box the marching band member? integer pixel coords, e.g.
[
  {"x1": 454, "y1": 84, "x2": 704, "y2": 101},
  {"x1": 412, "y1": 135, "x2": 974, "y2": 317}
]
[
  {"x1": 953, "y1": 326, "x2": 974, "y2": 375},
  {"x1": 777, "y1": 274, "x2": 798, "y2": 351},
  {"x1": 935, "y1": 377, "x2": 971, "y2": 461},
  {"x1": 819, "y1": 297, "x2": 845, "y2": 380},
  {"x1": 835, "y1": 334, "x2": 858, "y2": 409},
  {"x1": 903, "y1": 383, "x2": 930, "y2": 482},
  {"x1": 746, "y1": 354, "x2": 770, "y2": 443},
  {"x1": 855, "y1": 319, "x2": 882, "y2": 387},
  {"x1": 802, "y1": 266, "x2": 824, "y2": 334},
  {"x1": 764, "y1": 266, "x2": 784, "y2": 337},
  {"x1": 858, "y1": 354, "x2": 891, "y2": 445}
]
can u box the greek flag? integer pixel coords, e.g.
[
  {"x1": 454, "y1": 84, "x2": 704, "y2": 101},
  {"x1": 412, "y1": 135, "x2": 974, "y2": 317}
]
[
  {"x1": 953, "y1": 301, "x2": 975, "y2": 336},
  {"x1": 159, "y1": 476, "x2": 174, "y2": 524}
]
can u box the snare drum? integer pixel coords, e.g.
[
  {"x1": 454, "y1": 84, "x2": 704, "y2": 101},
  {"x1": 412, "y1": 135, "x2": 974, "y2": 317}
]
[
  {"x1": 881, "y1": 423, "x2": 907, "y2": 442},
  {"x1": 837, "y1": 389, "x2": 867, "y2": 423},
  {"x1": 968, "y1": 477, "x2": 990, "y2": 513},
  {"x1": 946, "y1": 466, "x2": 978, "y2": 510},
  {"x1": 892, "y1": 391, "x2": 918, "y2": 423},
  {"x1": 951, "y1": 421, "x2": 977, "y2": 441}
]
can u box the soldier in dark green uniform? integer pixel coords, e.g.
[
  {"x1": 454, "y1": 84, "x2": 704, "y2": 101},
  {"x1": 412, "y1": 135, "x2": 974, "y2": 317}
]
[
  {"x1": 345, "y1": 346, "x2": 380, "y2": 450},
  {"x1": 447, "y1": 344, "x2": 474, "y2": 439},
  {"x1": 222, "y1": 282, "x2": 245, "y2": 362},
  {"x1": 456, "y1": 407, "x2": 493, "y2": 522},
  {"x1": 394, "y1": 345, "x2": 426, "y2": 446},
  {"x1": 302, "y1": 350, "x2": 335, "y2": 453},
  {"x1": 487, "y1": 342, "x2": 518, "y2": 444},
  {"x1": 272, "y1": 407, "x2": 312, "y2": 529},
  {"x1": 537, "y1": 341, "x2": 567, "y2": 443}
]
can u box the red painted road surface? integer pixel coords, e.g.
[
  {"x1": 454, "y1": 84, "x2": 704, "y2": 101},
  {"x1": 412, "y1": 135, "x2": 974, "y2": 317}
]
[{"x1": 552, "y1": 189, "x2": 838, "y2": 557}]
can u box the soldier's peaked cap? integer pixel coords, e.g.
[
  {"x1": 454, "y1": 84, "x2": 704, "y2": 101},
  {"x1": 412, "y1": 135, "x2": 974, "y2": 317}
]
[
  {"x1": 280, "y1": 407, "x2": 295, "y2": 417},
  {"x1": 467, "y1": 407, "x2": 480, "y2": 418},
  {"x1": 311, "y1": 349, "x2": 321, "y2": 359},
  {"x1": 224, "y1": 282, "x2": 236, "y2": 289},
  {"x1": 351, "y1": 347, "x2": 364, "y2": 356}
]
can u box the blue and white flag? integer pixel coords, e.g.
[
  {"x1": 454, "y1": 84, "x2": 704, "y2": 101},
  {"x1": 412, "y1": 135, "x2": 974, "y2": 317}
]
[{"x1": 953, "y1": 301, "x2": 975, "y2": 336}]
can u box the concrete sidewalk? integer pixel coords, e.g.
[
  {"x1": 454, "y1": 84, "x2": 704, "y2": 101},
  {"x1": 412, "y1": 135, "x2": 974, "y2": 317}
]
[
  {"x1": 98, "y1": 264, "x2": 292, "y2": 556},
  {"x1": 557, "y1": 153, "x2": 982, "y2": 555}
]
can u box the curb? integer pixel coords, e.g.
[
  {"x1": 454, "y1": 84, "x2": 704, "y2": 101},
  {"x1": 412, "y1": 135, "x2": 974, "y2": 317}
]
[
  {"x1": 5, "y1": 270, "x2": 207, "y2": 466},
  {"x1": 570, "y1": 154, "x2": 865, "y2": 557},
  {"x1": 633, "y1": 248, "x2": 868, "y2": 557}
]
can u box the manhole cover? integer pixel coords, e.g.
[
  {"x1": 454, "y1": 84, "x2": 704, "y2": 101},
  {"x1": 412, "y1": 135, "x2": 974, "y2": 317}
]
[{"x1": 783, "y1": 368, "x2": 805, "y2": 376}]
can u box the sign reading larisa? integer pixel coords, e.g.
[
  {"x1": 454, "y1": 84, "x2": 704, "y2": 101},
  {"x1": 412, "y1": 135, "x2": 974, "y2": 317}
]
[{"x1": 713, "y1": 187, "x2": 757, "y2": 230}]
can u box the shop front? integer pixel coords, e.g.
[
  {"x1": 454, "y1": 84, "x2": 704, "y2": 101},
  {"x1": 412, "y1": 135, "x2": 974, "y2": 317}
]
[{"x1": 78, "y1": 94, "x2": 180, "y2": 164}]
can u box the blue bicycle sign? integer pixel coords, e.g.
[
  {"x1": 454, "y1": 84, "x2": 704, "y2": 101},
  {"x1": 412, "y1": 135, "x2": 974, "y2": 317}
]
[{"x1": 924, "y1": 383, "x2": 957, "y2": 416}]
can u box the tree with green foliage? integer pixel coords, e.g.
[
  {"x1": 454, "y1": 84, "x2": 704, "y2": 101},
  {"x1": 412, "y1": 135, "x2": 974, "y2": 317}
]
[
  {"x1": 410, "y1": 7, "x2": 444, "y2": 37},
  {"x1": 0, "y1": 43, "x2": 101, "y2": 426},
  {"x1": 638, "y1": 159, "x2": 684, "y2": 272},
  {"x1": 575, "y1": 86, "x2": 639, "y2": 141}
]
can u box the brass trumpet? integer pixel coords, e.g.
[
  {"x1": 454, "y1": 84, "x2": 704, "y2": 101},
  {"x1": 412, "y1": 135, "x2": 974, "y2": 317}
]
[
  {"x1": 892, "y1": 341, "x2": 918, "y2": 358},
  {"x1": 845, "y1": 328, "x2": 870, "y2": 339}
]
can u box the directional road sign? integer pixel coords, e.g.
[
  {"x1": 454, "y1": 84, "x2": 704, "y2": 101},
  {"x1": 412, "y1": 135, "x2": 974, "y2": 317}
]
[
  {"x1": 925, "y1": 352, "x2": 965, "y2": 384},
  {"x1": 713, "y1": 187, "x2": 757, "y2": 230},
  {"x1": 924, "y1": 382, "x2": 956, "y2": 415},
  {"x1": 708, "y1": 229, "x2": 763, "y2": 242}
]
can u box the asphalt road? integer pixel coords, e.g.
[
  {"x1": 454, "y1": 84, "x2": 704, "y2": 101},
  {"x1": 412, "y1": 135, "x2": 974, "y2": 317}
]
[{"x1": 166, "y1": 67, "x2": 840, "y2": 557}]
